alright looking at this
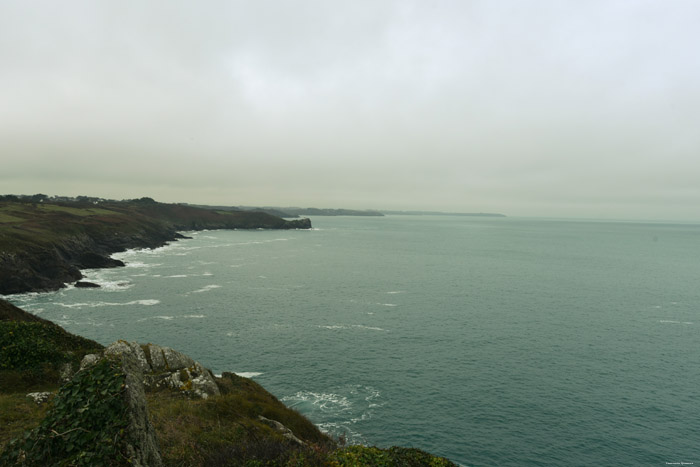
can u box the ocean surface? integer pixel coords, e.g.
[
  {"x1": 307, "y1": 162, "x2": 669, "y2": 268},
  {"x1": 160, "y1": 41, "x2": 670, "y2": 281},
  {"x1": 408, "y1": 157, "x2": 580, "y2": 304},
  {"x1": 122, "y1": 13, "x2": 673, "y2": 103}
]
[{"x1": 5, "y1": 215, "x2": 700, "y2": 465}]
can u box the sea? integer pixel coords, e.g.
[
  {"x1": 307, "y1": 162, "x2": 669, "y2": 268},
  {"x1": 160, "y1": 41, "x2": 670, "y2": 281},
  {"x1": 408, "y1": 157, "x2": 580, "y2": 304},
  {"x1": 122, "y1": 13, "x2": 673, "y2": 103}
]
[{"x1": 4, "y1": 215, "x2": 700, "y2": 466}]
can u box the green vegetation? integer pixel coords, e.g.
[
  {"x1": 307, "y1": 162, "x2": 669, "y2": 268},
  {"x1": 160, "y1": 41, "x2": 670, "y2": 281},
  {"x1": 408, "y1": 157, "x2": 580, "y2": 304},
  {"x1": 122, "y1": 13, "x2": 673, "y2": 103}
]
[
  {"x1": 0, "y1": 321, "x2": 99, "y2": 372},
  {"x1": 147, "y1": 374, "x2": 334, "y2": 466},
  {"x1": 34, "y1": 204, "x2": 119, "y2": 217},
  {"x1": 331, "y1": 446, "x2": 456, "y2": 466},
  {"x1": 0, "y1": 197, "x2": 310, "y2": 295},
  {"x1": 0, "y1": 300, "x2": 103, "y2": 393},
  {"x1": 0, "y1": 393, "x2": 50, "y2": 453},
  {"x1": 0, "y1": 358, "x2": 132, "y2": 466}
]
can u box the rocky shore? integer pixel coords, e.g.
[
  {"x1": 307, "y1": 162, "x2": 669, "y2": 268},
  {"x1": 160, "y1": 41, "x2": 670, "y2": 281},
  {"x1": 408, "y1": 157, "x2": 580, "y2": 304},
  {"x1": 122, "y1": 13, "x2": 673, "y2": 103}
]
[{"x1": 0, "y1": 198, "x2": 311, "y2": 295}]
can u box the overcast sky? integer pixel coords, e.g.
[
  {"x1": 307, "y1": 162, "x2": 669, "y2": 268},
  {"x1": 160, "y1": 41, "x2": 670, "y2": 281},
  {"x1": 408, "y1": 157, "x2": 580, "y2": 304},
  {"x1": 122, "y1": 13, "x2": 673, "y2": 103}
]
[{"x1": 2, "y1": 1, "x2": 699, "y2": 220}]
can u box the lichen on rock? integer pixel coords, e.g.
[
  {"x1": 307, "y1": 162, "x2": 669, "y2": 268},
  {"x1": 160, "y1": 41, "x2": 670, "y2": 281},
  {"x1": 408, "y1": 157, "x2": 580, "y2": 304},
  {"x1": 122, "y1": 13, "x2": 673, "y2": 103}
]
[{"x1": 86, "y1": 341, "x2": 220, "y2": 400}]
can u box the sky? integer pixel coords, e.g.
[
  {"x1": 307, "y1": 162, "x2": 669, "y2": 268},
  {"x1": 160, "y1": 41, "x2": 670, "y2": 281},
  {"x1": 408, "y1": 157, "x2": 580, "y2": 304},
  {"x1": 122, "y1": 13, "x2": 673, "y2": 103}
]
[{"x1": 1, "y1": 1, "x2": 699, "y2": 221}]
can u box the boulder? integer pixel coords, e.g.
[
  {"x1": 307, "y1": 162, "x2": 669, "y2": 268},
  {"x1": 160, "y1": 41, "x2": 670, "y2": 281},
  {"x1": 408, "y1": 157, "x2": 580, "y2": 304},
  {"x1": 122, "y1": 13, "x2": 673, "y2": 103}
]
[
  {"x1": 141, "y1": 343, "x2": 219, "y2": 399},
  {"x1": 75, "y1": 281, "x2": 100, "y2": 288},
  {"x1": 88, "y1": 341, "x2": 220, "y2": 400}
]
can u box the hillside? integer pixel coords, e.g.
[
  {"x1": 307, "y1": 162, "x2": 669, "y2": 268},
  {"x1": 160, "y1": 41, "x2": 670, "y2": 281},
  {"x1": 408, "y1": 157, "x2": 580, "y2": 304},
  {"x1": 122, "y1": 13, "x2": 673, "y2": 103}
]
[{"x1": 0, "y1": 197, "x2": 310, "y2": 295}]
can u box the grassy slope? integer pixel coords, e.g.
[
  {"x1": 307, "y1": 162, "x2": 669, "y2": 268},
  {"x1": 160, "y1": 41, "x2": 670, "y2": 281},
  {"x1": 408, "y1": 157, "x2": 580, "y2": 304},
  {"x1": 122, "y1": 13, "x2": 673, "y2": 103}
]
[
  {"x1": 0, "y1": 199, "x2": 310, "y2": 295},
  {"x1": 0, "y1": 200, "x2": 297, "y2": 254}
]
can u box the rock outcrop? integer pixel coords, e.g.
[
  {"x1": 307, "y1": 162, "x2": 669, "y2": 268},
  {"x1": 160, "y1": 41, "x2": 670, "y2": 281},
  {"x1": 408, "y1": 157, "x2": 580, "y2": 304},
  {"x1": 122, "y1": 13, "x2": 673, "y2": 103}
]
[{"x1": 84, "y1": 340, "x2": 220, "y2": 399}]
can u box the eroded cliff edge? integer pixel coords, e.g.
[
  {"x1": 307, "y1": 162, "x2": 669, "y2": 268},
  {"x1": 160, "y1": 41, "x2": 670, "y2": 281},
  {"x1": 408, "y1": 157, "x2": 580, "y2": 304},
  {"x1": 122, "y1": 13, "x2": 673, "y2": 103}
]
[{"x1": 0, "y1": 198, "x2": 311, "y2": 295}]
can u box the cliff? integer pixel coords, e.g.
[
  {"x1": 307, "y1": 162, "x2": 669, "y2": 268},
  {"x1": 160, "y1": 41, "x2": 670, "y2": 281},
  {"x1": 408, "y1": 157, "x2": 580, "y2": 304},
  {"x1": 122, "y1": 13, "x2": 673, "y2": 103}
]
[
  {"x1": 0, "y1": 198, "x2": 311, "y2": 295},
  {"x1": 0, "y1": 299, "x2": 457, "y2": 466}
]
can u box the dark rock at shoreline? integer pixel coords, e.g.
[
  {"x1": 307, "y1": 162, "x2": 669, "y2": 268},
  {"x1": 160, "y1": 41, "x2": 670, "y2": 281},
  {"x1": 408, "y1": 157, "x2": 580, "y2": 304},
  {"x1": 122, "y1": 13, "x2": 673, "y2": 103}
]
[
  {"x1": 75, "y1": 281, "x2": 100, "y2": 288},
  {"x1": 75, "y1": 252, "x2": 125, "y2": 269}
]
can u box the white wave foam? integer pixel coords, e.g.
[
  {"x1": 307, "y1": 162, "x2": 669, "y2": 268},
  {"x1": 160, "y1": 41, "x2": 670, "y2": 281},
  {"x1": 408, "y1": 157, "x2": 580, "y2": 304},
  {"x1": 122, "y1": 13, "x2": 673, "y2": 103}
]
[
  {"x1": 659, "y1": 320, "x2": 693, "y2": 325},
  {"x1": 183, "y1": 314, "x2": 205, "y2": 319},
  {"x1": 137, "y1": 315, "x2": 174, "y2": 322},
  {"x1": 81, "y1": 276, "x2": 134, "y2": 291},
  {"x1": 380, "y1": 303, "x2": 398, "y2": 307},
  {"x1": 56, "y1": 299, "x2": 160, "y2": 309},
  {"x1": 386, "y1": 291, "x2": 405, "y2": 294},
  {"x1": 317, "y1": 324, "x2": 387, "y2": 332},
  {"x1": 165, "y1": 274, "x2": 189, "y2": 278},
  {"x1": 235, "y1": 372, "x2": 263, "y2": 378},
  {"x1": 352, "y1": 325, "x2": 386, "y2": 331},
  {"x1": 124, "y1": 261, "x2": 163, "y2": 269},
  {"x1": 282, "y1": 391, "x2": 352, "y2": 413},
  {"x1": 191, "y1": 285, "x2": 222, "y2": 294}
]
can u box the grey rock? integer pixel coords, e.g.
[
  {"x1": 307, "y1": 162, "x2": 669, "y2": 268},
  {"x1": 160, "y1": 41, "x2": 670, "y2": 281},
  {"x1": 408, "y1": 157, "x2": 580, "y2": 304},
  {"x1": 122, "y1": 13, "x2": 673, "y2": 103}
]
[
  {"x1": 105, "y1": 340, "x2": 151, "y2": 374},
  {"x1": 159, "y1": 345, "x2": 195, "y2": 370},
  {"x1": 140, "y1": 343, "x2": 219, "y2": 399},
  {"x1": 112, "y1": 353, "x2": 164, "y2": 467},
  {"x1": 59, "y1": 361, "x2": 75, "y2": 382},
  {"x1": 80, "y1": 353, "x2": 101, "y2": 371},
  {"x1": 258, "y1": 415, "x2": 306, "y2": 446},
  {"x1": 26, "y1": 392, "x2": 52, "y2": 405},
  {"x1": 144, "y1": 343, "x2": 166, "y2": 370}
]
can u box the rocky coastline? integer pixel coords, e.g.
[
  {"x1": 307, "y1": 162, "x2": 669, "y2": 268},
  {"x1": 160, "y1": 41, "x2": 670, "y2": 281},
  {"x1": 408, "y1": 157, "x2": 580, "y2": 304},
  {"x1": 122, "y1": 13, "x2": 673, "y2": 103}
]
[
  {"x1": 0, "y1": 197, "x2": 457, "y2": 465},
  {"x1": 0, "y1": 198, "x2": 311, "y2": 295}
]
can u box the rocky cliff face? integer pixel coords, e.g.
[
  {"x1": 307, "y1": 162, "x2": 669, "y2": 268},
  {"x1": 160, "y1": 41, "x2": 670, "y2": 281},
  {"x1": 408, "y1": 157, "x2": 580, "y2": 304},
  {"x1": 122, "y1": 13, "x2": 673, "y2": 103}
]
[{"x1": 0, "y1": 200, "x2": 311, "y2": 295}]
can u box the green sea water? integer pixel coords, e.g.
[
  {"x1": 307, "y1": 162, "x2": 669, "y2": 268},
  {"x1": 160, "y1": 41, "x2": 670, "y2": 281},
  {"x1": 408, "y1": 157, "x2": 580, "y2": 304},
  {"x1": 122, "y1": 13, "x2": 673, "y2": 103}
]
[{"x1": 6, "y1": 215, "x2": 700, "y2": 465}]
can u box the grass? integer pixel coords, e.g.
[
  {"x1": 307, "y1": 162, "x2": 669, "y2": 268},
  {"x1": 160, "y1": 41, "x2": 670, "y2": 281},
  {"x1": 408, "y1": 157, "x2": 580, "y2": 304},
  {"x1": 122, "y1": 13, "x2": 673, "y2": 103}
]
[
  {"x1": 0, "y1": 212, "x2": 23, "y2": 223},
  {"x1": 35, "y1": 204, "x2": 120, "y2": 217},
  {"x1": 0, "y1": 306, "x2": 103, "y2": 392},
  {"x1": 0, "y1": 393, "x2": 51, "y2": 452},
  {"x1": 147, "y1": 373, "x2": 335, "y2": 466}
]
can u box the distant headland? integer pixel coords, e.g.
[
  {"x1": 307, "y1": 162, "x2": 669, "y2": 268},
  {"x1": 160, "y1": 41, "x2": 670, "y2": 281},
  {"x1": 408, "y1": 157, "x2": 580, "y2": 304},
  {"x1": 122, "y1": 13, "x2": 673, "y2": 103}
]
[
  {"x1": 0, "y1": 195, "x2": 310, "y2": 295},
  {"x1": 188, "y1": 203, "x2": 506, "y2": 218}
]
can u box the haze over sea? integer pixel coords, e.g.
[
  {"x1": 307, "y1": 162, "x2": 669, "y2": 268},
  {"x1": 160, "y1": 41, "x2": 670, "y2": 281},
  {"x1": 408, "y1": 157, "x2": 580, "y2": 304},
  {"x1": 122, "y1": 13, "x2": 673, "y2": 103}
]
[{"x1": 6, "y1": 215, "x2": 699, "y2": 465}]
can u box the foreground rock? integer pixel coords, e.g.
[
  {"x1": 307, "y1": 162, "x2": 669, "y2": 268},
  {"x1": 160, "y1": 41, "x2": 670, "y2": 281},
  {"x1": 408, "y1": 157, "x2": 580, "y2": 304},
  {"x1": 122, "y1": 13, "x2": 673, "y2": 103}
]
[{"x1": 86, "y1": 341, "x2": 220, "y2": 399}]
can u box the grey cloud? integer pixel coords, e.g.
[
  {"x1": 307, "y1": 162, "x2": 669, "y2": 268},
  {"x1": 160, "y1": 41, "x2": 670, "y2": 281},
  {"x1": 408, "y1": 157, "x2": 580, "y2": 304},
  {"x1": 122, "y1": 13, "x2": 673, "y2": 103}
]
[{"x1": 1, "y1": 0, "x2": 699, "y2": 220}]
